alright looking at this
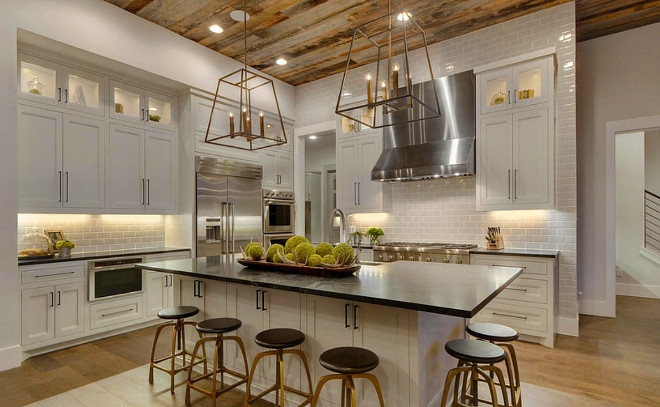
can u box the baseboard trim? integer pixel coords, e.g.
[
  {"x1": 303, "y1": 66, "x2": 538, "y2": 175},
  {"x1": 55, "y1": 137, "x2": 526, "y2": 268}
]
[
  {"x1": 556, "y1": 316, "x2": 579, "y2": 337},
  {"x1": 579, "y1": 299, "x2": 615, "y2": 317},
  {"x1": 616, "y1": 282, "x2": 660, "y2": 299},
  {"x1": 0, "y1": 344, "x2": 22, "y2": 371}
]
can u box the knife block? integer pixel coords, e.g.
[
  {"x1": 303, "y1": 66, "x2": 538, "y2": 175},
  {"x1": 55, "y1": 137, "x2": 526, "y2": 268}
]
[{"x1": 487, "y1": 235, "x2": 504, "y2": 250}]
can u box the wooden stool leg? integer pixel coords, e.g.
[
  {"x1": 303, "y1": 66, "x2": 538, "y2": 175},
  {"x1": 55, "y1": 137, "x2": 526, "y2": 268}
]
[
  {"x1": 170, "y1": 323, "x2": 178, "y2": 393},
  {"x1": 311, "y1": 374, "x2": 345, "y2": 407},
  {"x1": 353, "y1": 374, "x2": 385, "y2": 407},
  {"x1": 440, "y1": 366, "x2": 471, "y2": 407},
  {"x1": 499, "y1": 343, "x2": 522, "y2": 407},
  {"x1": 476, "y1": 367, "x2": 499, "y2": 407},
  {"x1": 185, "y1": 337, "x2": 204, "y2": 406},
  {"x1": 149, "y1": 322, "x2": 174, "y2": 384},
  {"x1": 340, "y1": 378, "x2": 346, "y2": 407},
  {"x1": 245, "y1": 350, "x2": 278, "y2": 405},
  {"x1": 285, "y1": 349, "x2": 314, "y2": 398}
]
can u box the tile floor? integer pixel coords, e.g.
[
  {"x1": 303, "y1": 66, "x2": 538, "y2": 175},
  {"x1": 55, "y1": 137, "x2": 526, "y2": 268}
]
[{"x1": 22, "y1": 363, "x2": 609, "y2": 407}]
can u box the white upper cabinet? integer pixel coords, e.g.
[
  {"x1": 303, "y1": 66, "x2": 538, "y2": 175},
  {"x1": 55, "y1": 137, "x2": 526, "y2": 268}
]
[
  {"x1": 19, "y1": 53, "x2": 105, "y2": 116},
  {"x1": 108, "y1": 124, "x2": 145, "y2": 210},
  {"x1": 145, "y1": 91, "x2": 175, "y2": 131},
  {"x1": 260, "y1": 148, "x2": 293, "y2": 191},
  {"x1": 18, "y1": 105, "x2": 63, "y2": 208},
  {"x1": 18, "y1": 105, "x2": 105, "y2": 210},
  {"x1": 62, "y1": 114, "x2": 105, "y2": 208},
  {"x1": 145, "y1": 130, "x2": 177, "y2": 211},
  {"x1": 336, "y1": 133, "x2": 387, "y2": 213},
  {"x1": 476, "y1": 54, "x2": 555, "y2": 211},
  {"x1": 110, "y1": 80, "x2": 144, "y2": 124}
]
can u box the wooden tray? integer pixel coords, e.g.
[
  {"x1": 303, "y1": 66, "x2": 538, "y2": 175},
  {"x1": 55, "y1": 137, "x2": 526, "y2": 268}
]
[{"x1": 237, "y1": 258, "x2": 360, "y2": 277}]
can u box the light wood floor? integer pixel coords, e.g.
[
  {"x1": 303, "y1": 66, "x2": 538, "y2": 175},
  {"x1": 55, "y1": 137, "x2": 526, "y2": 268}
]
[{"x1": 1, "y1": 295, "x2": 658, "y2": 407}]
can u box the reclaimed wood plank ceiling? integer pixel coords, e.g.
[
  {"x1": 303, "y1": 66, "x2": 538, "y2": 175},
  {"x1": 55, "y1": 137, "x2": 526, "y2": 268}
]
[{"x1": 105, "y1": 0, "x2": 660, "y2": 85}]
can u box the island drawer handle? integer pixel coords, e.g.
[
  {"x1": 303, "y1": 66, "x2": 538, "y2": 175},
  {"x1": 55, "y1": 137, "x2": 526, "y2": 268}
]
[
  {"x1": 102, "y1": 308, "x2": 134, "y2": 317},
  {"x1": 256, "y1": 289, "x2": 261, "y2": 310},
  {"x1": 353, "y1": 305, "x2": 359, "y2": 330},
  {"x1": 504, "y1": 287, "x2": 528, "y2": 292},
  {"x1": 35, "y1": 271, "x2": 75, "y2": 278},
  {"x1": 344, "y1": 303, "x2": 350, "y2": 328},
  {"x1": 261, "y1": 290, "x2": 267, "y2": 311},
  {"x1": 492, "y1": 312, "x2": 527, "y2": 320},
  {"x1": 491, "y1": 264, "x2": 527, "y2": 269}
]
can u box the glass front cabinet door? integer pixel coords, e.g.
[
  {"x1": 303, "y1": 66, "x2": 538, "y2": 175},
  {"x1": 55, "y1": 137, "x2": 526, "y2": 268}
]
[
  {"x1": 145, "y1": 91, "x2": 175, "y2": 131},
  {"x1": 512, "y1": 59, "x2": 549, "y2": 107},
  {"x1": 478, "y1": 68, "x2": 512, "y2": 114},
  {"x1": 63, "y1": 67, "x2": 105, "y2": 116},
  {"x1": 18, "y1": 54, "x2": 62, "y2": 107},
  {"x1": 110, "y1": 80, "x2": 144, "y2": 124}
]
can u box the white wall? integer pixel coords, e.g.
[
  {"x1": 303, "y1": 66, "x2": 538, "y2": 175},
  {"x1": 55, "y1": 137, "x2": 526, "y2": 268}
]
[
  {"x1": 0, "y1": 0, "x2": 295, "y2": 371},
  {"x1": 577, "y1": 22, "x2": 660, "y2": 314},
  {"x1": 646, "y1": 130, "x2": 660, "y2": 195},
  {"x1": 296, "y1": 3, "x2": 578, "y2": 331},
  {"x1": 305, "y1": 144, "x2": 336, "y2": 172},
  {"x1": 615, "y1": 132, "x2": 660, "y2": 297}
]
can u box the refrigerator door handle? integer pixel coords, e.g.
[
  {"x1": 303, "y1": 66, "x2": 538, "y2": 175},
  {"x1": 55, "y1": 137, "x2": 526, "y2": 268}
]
[
  {"x1": 229, "y1": 202, "x2": 236, "y2": 254},
  {"x1": 222, "y1": 202, "x2": 228, "y2": 254}
]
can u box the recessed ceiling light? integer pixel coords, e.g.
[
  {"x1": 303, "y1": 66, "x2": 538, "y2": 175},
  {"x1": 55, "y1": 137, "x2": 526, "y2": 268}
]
[
  {"x1": 276, "y1": 58, "x2": 287, "y2": 66},
  {"x1": 230, "y1": 10, "x2": 250, "y2": 22},
  {"x1": 397, "y1": 12, "x2": 411, "y2": 21},
  {"x1": 209, "y1": 24, "x2": 223, "y2": 33},
  {"x1": 308, "y1": 135, "x2": 317, "y2": 140},
  {"x1": 149, "y1": 107, "x2": 158, "y2": 111}
]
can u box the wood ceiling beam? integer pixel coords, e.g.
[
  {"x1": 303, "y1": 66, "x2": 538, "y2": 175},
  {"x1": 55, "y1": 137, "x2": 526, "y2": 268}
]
[{"x1": 124, "y1": 0, "x2": 155, "y2": 14}]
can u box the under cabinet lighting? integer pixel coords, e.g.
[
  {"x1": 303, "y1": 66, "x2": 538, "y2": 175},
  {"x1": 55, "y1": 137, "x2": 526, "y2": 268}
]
[
  {"x1": 209, "y1": 24, "x2": 223, "y2": 33},
  {"x1": 276, "y1": 58, "x2": 288, "y2": 66}
]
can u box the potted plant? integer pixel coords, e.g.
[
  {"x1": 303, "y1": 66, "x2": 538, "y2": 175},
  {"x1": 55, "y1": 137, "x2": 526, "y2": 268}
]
[
  {"x1": 349, "y1": 230, "x2": 364, "y2": 247},
  {"x1": 56, "y1": 240, "x2": 75, "y2": 258},
  {"x1": 365, "y1": 227, "x2": 384, "y2": 246}
]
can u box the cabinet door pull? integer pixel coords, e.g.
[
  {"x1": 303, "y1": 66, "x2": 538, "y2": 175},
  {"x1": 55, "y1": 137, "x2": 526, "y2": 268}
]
[
  {"x1": 507, "y1": 90, "x2": 510, "y2": 104},
  {"x1": 357, "y1": 182, "x2": 360, "y2": 205},
  {"x1": 102, "y1": 308, "x2": 134, "y2": 317},
  {"x1": 505, "y1": 287, "x2": 528, "y2": 292},
  {"x1": 514, "y1": 169, "x2": 517, "y2": 199},
  {"x1": 141, "y1": 179, "x2": 145, "y2": 205},
  {"x1": 491, "y1": 264, "x2": 526, "y2": 269},
  {"x1": 50, "y1": 292, "x2": 54, "y2": 307},
  {"x1": 513, "y1": 89, "x2": 517, "y2": 103},
  {"x1": 35, "y1": 271, "x2": 75, "y2": 278},
  {"x1": 256, "y1": 289, "x2": 261, "y2": 309},
  {"x1": 353, "y1": 305, "x2": 359, "y2": 330},
  {"x1": 193, "y1": 280, "x2": 198, "y2": 297},
  {"x1": 492, "y1": 312, "x2": 527, "y2": 320},
  {"x1": 345, "y1": 303, "x2": 350, "y2": 328},
  {"x1": 57, "y1": 291, "x2": 61, "y2": 306},
  {"x1": 354, "y1": 183, "x2": 357, "y2": 206},
  {"x1": 168, "y1": 275, "x2": 172, "y2": 287},
  {"x1": 261, "y1": 290, "x2": 267, "y2": 311},
  {"x1": 58, "y1": 87, "x2": 62, "y2": 102},
  {"x1": 147, "y1": 179, "x2": 150, "y2": 205},
  {"x1": 65, "y1": 171, "x2": 69, "y2": 202},
  {"x1": 508, "y1": 170, "x2": 511, "y2": 199},
  {"x1": 64, "y1": 88, "x2": 68, "y2": 103},
  {"x1": 197, "y1": 281, "x2": 203, "y2": 298},
  {"x1": 58, "y1": 171, "x2": 62, "y2": 202}
]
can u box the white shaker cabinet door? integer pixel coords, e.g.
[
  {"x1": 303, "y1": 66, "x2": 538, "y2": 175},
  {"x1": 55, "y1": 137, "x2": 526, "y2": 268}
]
[
  {"x1": 22, "y1": 286, "x2": 55, "y2": 345},
  {"x1": 356, "y1": 135, "x2": 381, "y2": 210},
  {"x1": 278, "y1": 150, "x2": 294, "y2": 191},
  {"x1": 336, "y1": 140, "x2": 358, "y2": 211},
  {"x1": 62, "y1": 114, "x2": 105, "y2": 208},
  {"x1": 512, "y1": 107, "x2": 550, "y2": 205},
  {"x1": 17, "y1": 105, "x2": 63, "y2": 208},
  {"x1": 261, "y1": 149, "x2": 279, "y2": 189},
  {"x1": 305, "y1": 295, "x2": 354, "y2": 407},
  {"x1": 145, "y1": 131, "x2": 176, "y2": 211},
  {"x1": 478, "y1": 114, "x2": 513, "y2": 208},
  {"x1": 54, "y1": 281, "x2": 85, "y2": 338},
  {"x1": 145, "y1": 271, "x2": 168, "y2": 317},
  {"x1": 108, "y1": 124, "x2": 145, "y2": 209}
]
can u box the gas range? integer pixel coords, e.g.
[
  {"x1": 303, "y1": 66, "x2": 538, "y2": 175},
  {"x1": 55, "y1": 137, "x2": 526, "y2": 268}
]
[{"x1": 372, "y1": 242, "x2": 477, "y2": 264}]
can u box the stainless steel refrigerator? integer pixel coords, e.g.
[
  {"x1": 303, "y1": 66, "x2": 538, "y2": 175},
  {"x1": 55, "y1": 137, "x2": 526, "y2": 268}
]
[{"x1": 195, "y1": 156, "x2": 262, "y2": 257}]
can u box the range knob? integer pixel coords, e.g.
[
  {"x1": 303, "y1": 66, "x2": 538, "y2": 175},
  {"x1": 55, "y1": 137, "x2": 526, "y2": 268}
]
[
  {"x1": 408, "y1": 256, "x2": 415, "y2": 261},
  {"x1": 388, "y1": 255, "x2": 394, "y2": 261},
  {"x1": 378, "y1": 254, "x2": 384, "y2": 260},
  {"x1": 443, "y1": 257, "x2": 450, "y2": 263},
  {"x1": 398, "y1": 254, "x2": 405, "y2": 260},
  {"x1": 456, "y1": 258, "x2": 463, "y2": 264},
  {"x1": 426, "y1": 257, "x2": 432, "y2": 262}
]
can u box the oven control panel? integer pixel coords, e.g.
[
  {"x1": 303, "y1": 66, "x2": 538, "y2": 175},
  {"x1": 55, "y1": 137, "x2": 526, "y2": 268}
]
[{"x1": 263, "y1": 189, "x2": 294, "y2": 200}]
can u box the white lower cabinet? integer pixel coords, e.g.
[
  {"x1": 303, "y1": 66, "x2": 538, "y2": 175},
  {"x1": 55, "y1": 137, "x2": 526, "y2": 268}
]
[
  {"x1": 90, "y1": 294, "x2": 143, "y2": 330},
  {"x1": 174, "y1": 275, "x2": 205, "y2": 323},
  {"x1": 22, "y1": 281, "x2": 85, "y2": 346},
  {"x1": 145, "y1": 271, "x2": 173, "y2": 317}
]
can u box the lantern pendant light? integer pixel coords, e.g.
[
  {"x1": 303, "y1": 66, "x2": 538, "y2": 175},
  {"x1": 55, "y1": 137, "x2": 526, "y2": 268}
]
[
  {"x1": 205, "y1": 0, "x2": 287, "y2": 151},
  {"x1": 335, "y1": 0, "x2": 441, "y2": 129}
]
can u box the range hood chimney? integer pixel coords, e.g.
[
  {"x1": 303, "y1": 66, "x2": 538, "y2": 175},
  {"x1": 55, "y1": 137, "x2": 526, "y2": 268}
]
[{"x1": 371, "y1": 70, "x2": 476, "y2": 182}]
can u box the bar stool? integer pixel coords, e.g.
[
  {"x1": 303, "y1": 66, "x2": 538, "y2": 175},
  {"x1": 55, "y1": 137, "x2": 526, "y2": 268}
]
[
  {"x1": 466, "y1": 322, "x2": 521, "y2": 407},
  {"x1": 185, "y1": 318, "x2": 249, "y2": 407},
  {"x1": 149, "y1": 306, "x2": 207, "y2": 393},
  {"x1": 245, "y1": 328, "x2": 313, "y2": 406},
  {"x1": 440, "y1": 339, "x2": 511, "y2": 407},
  {"x1": 311, "y1": 346, "x2": 385, "y2": 407}
]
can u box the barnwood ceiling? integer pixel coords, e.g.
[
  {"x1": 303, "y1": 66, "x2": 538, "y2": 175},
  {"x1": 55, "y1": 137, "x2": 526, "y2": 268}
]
[{"x1": 106, "y1": 0, "x2": 660, "y2": 85}]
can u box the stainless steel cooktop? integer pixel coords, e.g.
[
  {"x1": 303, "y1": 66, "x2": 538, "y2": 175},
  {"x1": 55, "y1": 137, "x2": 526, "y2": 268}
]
[{"x1": 372, "y1": 242, "x2": 477, "y2": 264}]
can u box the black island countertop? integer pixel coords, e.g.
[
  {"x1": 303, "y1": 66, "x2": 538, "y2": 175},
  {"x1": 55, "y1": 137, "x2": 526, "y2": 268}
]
[
  {"x1": 136, "y1": 257, "x2": 522, "y2": 318},
  {"x1": 19, "y1": 247, "x2": 191, "y2": 266}
]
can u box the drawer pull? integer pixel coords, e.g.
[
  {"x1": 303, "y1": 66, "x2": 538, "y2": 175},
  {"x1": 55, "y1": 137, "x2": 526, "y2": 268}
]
[
  {"x1": 492, "y1": 264, "x2": 526, "y2": 269},
  {"x1": 101, "y1": 308, "x2": 134, "y2": 317},
  {"x1": 35, "y1": 271, "x2": 75, "y2": 278},
  {"x1": 504, "y1": 287, "x2": 528, "y2": 292},
  {"x1": 492, "y1": 312, "x2": 527, "y2": 320}
]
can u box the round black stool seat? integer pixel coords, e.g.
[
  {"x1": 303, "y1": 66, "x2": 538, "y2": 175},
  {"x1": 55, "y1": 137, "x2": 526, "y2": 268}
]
[
  {"x1": 445, "y1": 339, "x2": 506, "y2": 364},
  {"x1": 196, "y1": 318, "x2": 242, "y2": 334},
  {"x1": 320, "y1": 347, "x2": 379, "y2": 375},
  {"x1": 467, "y1": 322, "x2": 519, "y2": 342},
  {"x1": 255, "y1": 328, "x2": 305, "y2": 349},
  {"x1": 157, "y1": 306, "x2": 199, "y2": 320}
]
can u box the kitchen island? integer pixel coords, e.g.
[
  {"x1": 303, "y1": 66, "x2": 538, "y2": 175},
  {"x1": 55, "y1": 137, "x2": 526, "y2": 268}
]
[{"x1": 137, "y1": 257, "x2": 521, "y2": 407}]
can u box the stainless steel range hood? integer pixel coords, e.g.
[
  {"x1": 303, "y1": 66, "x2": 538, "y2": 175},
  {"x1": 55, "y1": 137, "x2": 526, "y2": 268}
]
[{"x1": 371, "y1": 70, "x2": 475, "y2": 182}]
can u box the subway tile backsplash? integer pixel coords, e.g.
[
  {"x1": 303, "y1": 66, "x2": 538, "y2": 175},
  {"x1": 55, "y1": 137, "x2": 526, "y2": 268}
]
[{"x1": 18, "y1": 214, "x2": 166, "y2": 253}]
